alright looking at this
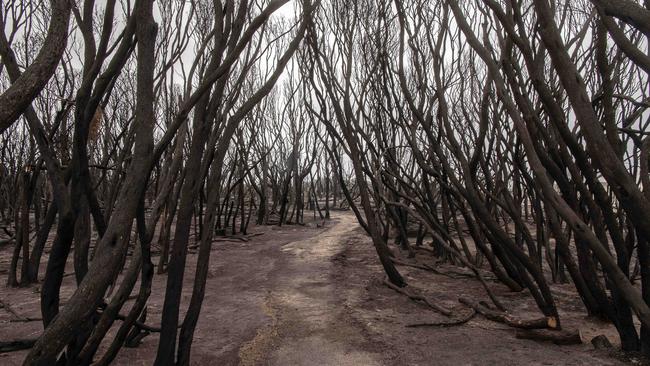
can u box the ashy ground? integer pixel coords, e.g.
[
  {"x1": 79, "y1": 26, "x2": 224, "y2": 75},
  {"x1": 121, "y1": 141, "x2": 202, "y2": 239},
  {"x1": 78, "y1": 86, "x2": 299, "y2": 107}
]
[{"x1": 0, "y1": 211, "x2": 641, "y2": 365}]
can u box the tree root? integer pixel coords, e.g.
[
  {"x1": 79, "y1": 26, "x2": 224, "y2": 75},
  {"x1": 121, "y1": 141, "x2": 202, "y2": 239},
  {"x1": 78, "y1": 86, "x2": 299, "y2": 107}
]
[
  {"x1": 114, "y1": 312, "x2": 162, "y2": 333},
  {"x1": 125, "y1": 307, "x2": 150, "y2": 347},
  {"x1": 0, "y1": 299, "x2": 38, "y2": 322},
  {"x1": 210, "y1": 232, "x2": 265, "y2": 244},
  {"x1": 383, "y1": 278, "x2": 452, "y2": 316},
  {"x1": 382, "y1": 204, "x2": 507, "y2": 311},
  {"x1": 391, "y1": 258, "x2": 505, "y2": 311},
  {"x1": 459, "y1": 298, "x2": 558, "y2": 330},
  {"x1": 412, "y1": 245, "x2": 437, "y2": 256},
  {"x1": 392, "y1": 258, "x2": 439, "y2": 273},
  {"x1": 392, "y1": 258, "x2": 469, "y2": 280},
  {"x1": 406, "y1": 308, "x2": 476, "y2": 328}
]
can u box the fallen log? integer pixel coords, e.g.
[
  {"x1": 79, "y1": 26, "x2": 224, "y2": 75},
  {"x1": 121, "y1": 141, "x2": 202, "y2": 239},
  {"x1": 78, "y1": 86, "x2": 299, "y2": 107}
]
[
  {"x1": 591, "y1": 335, "x2": 613, "y2": 349},
  {"x1": 0, "y1": 338, "x2": 37, "y2": 353},
  {"x1": 0, "y1": 236, "x2": 14, "y2": 247},
  {"x1": 9, "y1": 317, "x2": 42, "y2": 323},
  {"x1": 459, "y1": 298, "x2": 557, "y2": 330},
  {"x1": 383, "y1": 279, "x2": 452, "y2": 316},
  {"x1": 224, "y1": 235, "x2": 249, "y2": 242},
  {"x1": 515, "y1": 329, "x2": 582, "y2": 345}
]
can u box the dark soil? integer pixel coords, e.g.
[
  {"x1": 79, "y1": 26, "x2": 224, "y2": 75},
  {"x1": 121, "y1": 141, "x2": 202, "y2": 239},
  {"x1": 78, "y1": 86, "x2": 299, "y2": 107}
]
[{"x1": 0, "y1": 212, "x2": 641, "y2": 365}]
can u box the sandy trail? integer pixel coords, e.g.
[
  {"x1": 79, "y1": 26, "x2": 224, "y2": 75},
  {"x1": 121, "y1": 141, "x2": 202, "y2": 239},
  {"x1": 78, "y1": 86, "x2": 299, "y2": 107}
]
[{"x1": 239, "y1": 213, "x2": 382, "y2": 366}]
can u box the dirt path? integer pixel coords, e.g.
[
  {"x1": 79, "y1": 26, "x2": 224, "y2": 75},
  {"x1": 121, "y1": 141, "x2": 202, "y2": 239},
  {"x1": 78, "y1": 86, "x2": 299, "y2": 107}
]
[{"x1": 238, "y1": 212, "x2": 382, "y2": 365}]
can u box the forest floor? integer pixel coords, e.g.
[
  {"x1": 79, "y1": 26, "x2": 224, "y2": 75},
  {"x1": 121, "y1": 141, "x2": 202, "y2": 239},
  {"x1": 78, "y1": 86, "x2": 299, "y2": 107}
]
[{"x1": 0, "y1": 211, "x2": 643, "y2": 365}]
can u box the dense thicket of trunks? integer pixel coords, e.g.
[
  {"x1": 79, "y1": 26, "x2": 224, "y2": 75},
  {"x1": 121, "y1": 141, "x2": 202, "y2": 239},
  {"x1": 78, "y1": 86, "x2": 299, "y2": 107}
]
[{"x1": 1, "y1": 0, "x2": 650, "y2": 363}]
